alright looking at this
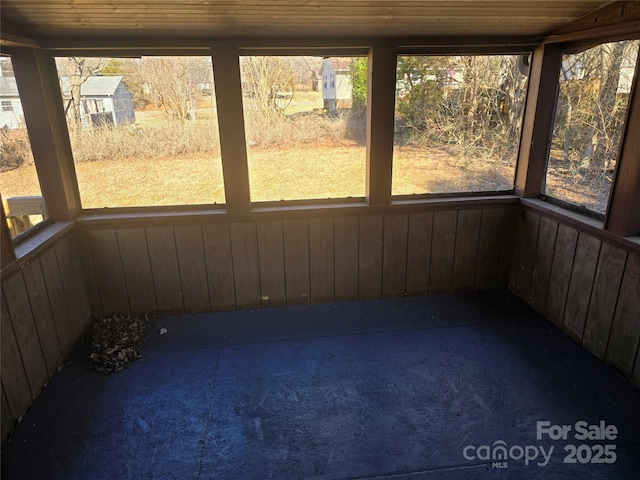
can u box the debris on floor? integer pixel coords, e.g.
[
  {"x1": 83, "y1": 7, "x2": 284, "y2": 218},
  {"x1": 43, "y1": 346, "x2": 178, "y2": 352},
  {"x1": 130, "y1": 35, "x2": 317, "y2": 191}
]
[{"x1": 88, "y1": 314, "x2": 148, "y2": 373}]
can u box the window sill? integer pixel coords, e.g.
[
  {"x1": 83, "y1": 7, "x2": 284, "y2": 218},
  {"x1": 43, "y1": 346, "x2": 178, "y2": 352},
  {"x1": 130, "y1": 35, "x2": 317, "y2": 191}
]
[
  {"x1": 2, "y1": 221, "x2": 75, "y2": 276},
  {"x1": 74, "y1": 195, "x2": 521, "y2": 227}
]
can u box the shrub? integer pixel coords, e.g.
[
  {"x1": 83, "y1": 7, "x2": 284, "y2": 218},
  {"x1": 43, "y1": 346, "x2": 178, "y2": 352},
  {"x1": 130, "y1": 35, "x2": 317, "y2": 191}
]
[
  {"x1": 0, "y1": 128, "x2": 33, "y2": 172},
  {"x1": 70, "y1": 120, "x2": 221, "y2": 162}
]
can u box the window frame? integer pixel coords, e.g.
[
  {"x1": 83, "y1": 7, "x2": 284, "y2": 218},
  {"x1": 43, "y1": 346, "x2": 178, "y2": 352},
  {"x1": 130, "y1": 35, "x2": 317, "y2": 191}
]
[
  {"x1": 390, "y1": 48, "x2": 534, "y2": 200},
  {"x1": 237, "y1": 51, "x2": 370, "y2": 206},
  {"x1": 540, "y1": 36, "x2": 640, "y2": 220},
  {"x1": 52, "y1": 52, "x2": 228, "y2": 213}
]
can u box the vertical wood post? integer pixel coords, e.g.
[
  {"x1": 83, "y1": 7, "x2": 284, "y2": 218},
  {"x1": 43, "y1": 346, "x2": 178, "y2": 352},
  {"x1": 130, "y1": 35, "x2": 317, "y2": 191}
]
[
  {"x1": 514, "y1": 44, "x2": 563, "y2": 197},
  {"x1": 10, "y1": 48, "x2": 81, "y2": 221},
  {"x1": 212, "y1": 48, "x2": 251, "y2": 212},
  {"x1": 605, "y1": 51, "x2": 640, "y2": 237},
  {"x1": 366, "y1": 46, "x2": 397, "y2": 205}
]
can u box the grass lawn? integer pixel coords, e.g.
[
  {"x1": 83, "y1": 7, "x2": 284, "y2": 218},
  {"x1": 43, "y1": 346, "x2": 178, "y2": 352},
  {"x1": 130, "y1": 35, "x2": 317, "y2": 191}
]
[{"x1": 1, "y1": 143, "x2": 517, "y2": 209}]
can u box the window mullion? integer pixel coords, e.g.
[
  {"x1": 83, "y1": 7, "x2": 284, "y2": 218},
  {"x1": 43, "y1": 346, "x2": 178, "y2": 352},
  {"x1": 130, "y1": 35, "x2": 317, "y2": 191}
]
[
  {"x1": 212, "y1": 48, "x2": 251, "y2": 213},
  {"x1": 366, "y1": 46, "x2": 397, "y2": 206}
]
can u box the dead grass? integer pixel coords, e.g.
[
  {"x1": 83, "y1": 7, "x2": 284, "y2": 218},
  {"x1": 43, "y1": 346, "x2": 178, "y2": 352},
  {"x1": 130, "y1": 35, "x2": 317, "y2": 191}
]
[
  {"x1": 1, "y1": 143, "x2": 517, "y2": 208},
  {"x1": 392, "y1": 145, "x2": 515, "y2": 195}
]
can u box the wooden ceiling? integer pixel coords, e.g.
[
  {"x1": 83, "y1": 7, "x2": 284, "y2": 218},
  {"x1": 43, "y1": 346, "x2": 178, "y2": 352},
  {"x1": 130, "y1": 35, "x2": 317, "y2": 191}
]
[{"x1": 0, "y1": 1, "x2": 631, "y2": 48}]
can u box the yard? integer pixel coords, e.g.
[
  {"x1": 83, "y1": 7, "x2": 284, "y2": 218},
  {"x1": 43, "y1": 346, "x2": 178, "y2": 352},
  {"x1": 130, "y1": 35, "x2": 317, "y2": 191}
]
[
  {"x1": 0, "y1": 99, "x2": 605, "y2": 213},
  {"x1": 0, "y1": 142, "x2": 517, "y2": 208},
  {"x1": 0, "y1": 134, "x2": 606, "y2": 208}
]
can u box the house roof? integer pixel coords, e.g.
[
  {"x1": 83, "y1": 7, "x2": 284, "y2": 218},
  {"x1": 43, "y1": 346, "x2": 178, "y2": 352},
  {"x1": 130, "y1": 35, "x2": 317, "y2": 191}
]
[
  {"x1": 0, "y1": 75, "x2": 123, "y2": 98},
  {"x1": 318, "y1": 57, "x2": 353, "y2": 76},
  {"x1": 59, "y1": 76, "x2": 123, "y2": 97},
  {"x1": 0, "y1": 77, "x2": 19, "y2": 97},
  {"x1": 0, "y1": 1, "x2": 626, "y2": 48}
]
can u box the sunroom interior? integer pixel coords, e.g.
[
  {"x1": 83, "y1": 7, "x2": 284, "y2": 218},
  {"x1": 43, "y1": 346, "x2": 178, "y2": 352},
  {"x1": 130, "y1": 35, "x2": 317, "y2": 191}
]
[{"x1": 1, "y1": 1, "x2": 640, "y2": 478}]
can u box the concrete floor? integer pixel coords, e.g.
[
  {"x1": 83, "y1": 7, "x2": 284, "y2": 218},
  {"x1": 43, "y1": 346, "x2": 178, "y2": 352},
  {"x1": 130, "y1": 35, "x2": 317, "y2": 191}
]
[{"x1": 2, "y1": 291, "x2": 640, "y2": 479}]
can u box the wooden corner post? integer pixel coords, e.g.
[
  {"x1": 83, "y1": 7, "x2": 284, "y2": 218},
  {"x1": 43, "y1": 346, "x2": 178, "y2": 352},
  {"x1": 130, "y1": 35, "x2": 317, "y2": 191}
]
[
  {"x1": 514, "y1": 43, "x2": 563, "y2": 198},
  {"x1": 605, "y1": 50, "x2": 640, "y2": 237},
  {"x1": 10, "y1": 48, "x2": 81, "y2": 221}
]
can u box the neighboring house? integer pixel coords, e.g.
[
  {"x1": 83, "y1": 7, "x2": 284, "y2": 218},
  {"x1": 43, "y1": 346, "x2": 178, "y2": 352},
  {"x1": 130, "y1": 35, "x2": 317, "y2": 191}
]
[
  {"x1": 317, "y1": 58, "x2": 353, "y2": 111},
  {"x1": 59, "y1": 75, "x2": 135, "y2": 127},
  {"x1": 0, "y1": 77, "x2": 25, "y2": 130},
  {"x1": 1, "y1": 75, "x2": 135, "y2": 129}
]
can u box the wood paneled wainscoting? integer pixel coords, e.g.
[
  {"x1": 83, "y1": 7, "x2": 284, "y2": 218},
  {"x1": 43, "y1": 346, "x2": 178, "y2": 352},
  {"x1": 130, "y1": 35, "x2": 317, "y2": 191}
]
[
  {"x1": 75, "y1": 202, "x2": 519, "y2": 318},
  {"x1": 1, "y1": 225, "x2": 91, "y2": 441},
  {"x1": 511, "y1": 200, "x2": 640, "y2": 388}
]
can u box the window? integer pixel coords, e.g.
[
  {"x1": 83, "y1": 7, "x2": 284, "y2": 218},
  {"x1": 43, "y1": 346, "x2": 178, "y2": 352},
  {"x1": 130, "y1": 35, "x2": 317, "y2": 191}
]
[
  {"x1": 55, "y1": 56, "x2": 224, "y2": 208},
  {"x1": 544, "y1": 40, "x2": 639, "y2": 215},
  {"x1": 392, "y1": 54, "x2": 528, "y2": 196},
  {"x1": 0, "y1": 56, "x2": 48, "y2": 239},
  {"x1": 239, "y1": 55, "x2": 368, "y2": 202}
]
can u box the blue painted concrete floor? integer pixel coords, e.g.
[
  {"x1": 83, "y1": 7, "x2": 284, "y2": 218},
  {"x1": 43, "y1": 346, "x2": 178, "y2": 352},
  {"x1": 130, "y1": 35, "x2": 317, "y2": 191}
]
[{"x1": 2, "y1": 291, "x2": 640, "y2": 479}]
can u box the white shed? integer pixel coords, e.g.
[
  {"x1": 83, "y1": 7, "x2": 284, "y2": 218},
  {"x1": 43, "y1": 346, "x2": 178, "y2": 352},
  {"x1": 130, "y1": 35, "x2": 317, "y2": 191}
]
[{"x1": 0, "y1": 77, "x2": 25, "y2": 130}]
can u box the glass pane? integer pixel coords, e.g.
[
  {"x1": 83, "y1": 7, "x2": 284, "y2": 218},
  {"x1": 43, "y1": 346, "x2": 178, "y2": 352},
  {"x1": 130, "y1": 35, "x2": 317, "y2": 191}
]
[
  {"x1": 0, "y1": 56, "x2": 48, "y2": 239},
  {"x1": 240, "y1": 56, "x2": 367, "y2": 202},
  {"x1": 545, "y1": 40, "x2": 639, "y2": 215},
  {"x1": 392, "y1": 55, "x2": 527, "y2": 195},
  {"x1": 55, "y1": 56, "x2": 224, "y2": 208}
]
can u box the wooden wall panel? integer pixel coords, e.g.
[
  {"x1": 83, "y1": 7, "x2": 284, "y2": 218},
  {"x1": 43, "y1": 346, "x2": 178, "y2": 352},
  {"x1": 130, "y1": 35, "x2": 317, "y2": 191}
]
[
  {"x1": 116, "y1": 228, "x2": 156, "y2": 314},
  {"x1": 21, "y1": 260, "x2": 62, "y2": 377},
  {"x1": 513, "y1": 210, "x2": 541, "y2": 300},
  {"x1": 39, "y1": 247, "x2": 75, "y2": 352},
  {"x1": 510, "y1": 205, "x2": 640, "y2": 386},
  {"x1": 562, "y1": 233, "x2": 601, "y2": 343},
  {"x1": 429, "y1": 210, "x2": 457, "y2": 294},
  {"x1": 2, "y1": 273, "x2": 49, "y2": 398},
  {"x1": 405, "y1": 212, "x2": 432, "y2": 296},
  {"x1": 334, "y1": 216, "x2": 359, "y2": 302},
  {"x1": 475, "y1": 208, "x2": 504, "y2": 291},
  {"x1": 55, "y1": 237, "x2": 90, "y2": 335},
  {"x1": 88, "y1": 229, "x2": 129, "y2": 315},
  {"x1": 452, "y1": 209, "x2": 481, "y2": 292},
  {"x1": 309, "y1": 217, "x2": 334, "y2": 304},
  {"x1": 74, "y1": 228, "x2": 101, "y2": 317},
  {"x1": 1, "y1": 229, "x2": 90, "y2": 442},
  {"x1": 544, "y1": 224, "x2": 578, "y2": 328},
  {"x1": 283, "y1": 219, "x2": 311, "y2": 305},
  {"x1": 68, "y1": 235, "x2": 91, "y2": 324},
  {"x1": 70, "y1": 204, "x2": 543, "y2": 318},
  {"x1": 175, "y1": 225, "x2": 210, "y2": 313},
  {"x1": 498, "y1": 206, "x2": 519, "y2": 288},
  {"x1": 146, "y1": 226, "x2": 184, "y2": 315},
  {"x1": 382, "y1": 213, "x2": 408, "y2": 298},
  {"x1": 582, "y1": 243, "x2": 626, "y2": 360},
  {"x1": 1, "y1": 384, "x2": 13, "y2": 443},
  {"x1": 1, "y1": 292, "x2": 31, "y2": 422},
  {"x1": 508, "y1": 210, "x2": 525, "y2": 291},
  {"x1": 229, "y1": 223, "x2": 261, "y2": 309},
  {"x1": 528, "y1": 216, "x2": 558, "y2": 313},
  {"x1": 605, "y1": 253, "x2": 640, "y2": 377},
  {"x1": 358, "y1": 215, "x2": 384, "y2": 300},
  {"x1": 256, "y1": 221, "x2": 286, "y2": 307},
  {"x1": 203, "y1": 224, "x2": 236, "y2": 311}
]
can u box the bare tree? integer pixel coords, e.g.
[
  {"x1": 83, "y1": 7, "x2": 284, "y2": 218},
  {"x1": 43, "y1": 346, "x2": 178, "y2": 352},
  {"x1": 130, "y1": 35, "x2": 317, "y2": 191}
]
[
  {"x1": 56, "y1": 57, "x2": 106, "y2": 130},
  {"x1": 136, "y1": 56, "x2": 212, "y2": 125},
  {"x1": 241, "y1": 56, "x2": 295, "y2": 118}
]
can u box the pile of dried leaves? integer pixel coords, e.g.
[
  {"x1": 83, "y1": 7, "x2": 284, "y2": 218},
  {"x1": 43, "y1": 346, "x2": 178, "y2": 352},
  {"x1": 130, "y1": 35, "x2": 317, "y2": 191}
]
[{"x1": 88, "y1": 314, "x2": 148, "y2": 373}]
